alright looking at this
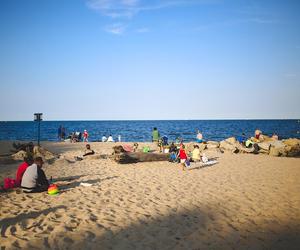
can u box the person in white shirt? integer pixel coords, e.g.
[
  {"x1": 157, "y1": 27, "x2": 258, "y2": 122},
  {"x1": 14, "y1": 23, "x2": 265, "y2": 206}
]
[
  {"x1": 107, "y1": 135, "x2": 114, "y2": 142},
  {"x1": 21, "y1": 157, "x2": 49, "y2": 193},
  {"x1": 102, "y1": 135, "x2": 107, "y2": 142}
]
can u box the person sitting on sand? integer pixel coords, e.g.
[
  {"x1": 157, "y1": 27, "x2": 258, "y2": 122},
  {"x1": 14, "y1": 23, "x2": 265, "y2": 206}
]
[
  {"x1": 254, "y1": 129, "x2": 264, "y2": 141},
  {"x1": 196, "y1": 130, "x2": 203, "y2": 143},
  {"x1": 102, "y1": 135, "x2": 107, "y2": 142},
  {"x1": 15, "y1": 155, "x2": 34, "y2": 187},
  {"x1": 21, "y1": 157, "x2": 49, "y2": 193},
  {"x1": 191, "y1": 145, "x2": 201, "y2": 162},
  {"x1": 169, "y1": 142, "x2": 178, "y2": 154},
  {"x1": 107, "y1": 135, "x2": 114, "y2": 142},
  {"x1": 75, "y1": 144, "x2": 95, "y2": 161}
]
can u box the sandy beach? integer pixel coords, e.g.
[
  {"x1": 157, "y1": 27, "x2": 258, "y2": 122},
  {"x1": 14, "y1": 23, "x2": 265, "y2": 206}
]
[{"x1": 0, "y1": 141, "x2": 300, "y2": 250}]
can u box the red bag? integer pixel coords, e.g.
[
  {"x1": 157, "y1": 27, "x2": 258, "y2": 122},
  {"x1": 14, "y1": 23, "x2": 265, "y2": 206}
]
[{"x1": 3, "y1": 178, "x2": 17, "y2": 190}]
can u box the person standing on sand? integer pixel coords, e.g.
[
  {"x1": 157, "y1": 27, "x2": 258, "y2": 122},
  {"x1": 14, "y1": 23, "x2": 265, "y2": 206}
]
[
  {"x1": 152, "y1": 127, "x2": 160, "y2": 142},
  {"x1": 58, "y1": 125, "x2": 62, "y2": 141},
  {"x1": 83, "y1": 129, "x2": 89, "y2": 142},
  {"x1": 21, "y1": 157, "x2": 49, "y2": 193}
]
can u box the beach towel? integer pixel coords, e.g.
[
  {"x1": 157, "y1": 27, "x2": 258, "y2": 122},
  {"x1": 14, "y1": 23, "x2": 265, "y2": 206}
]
[
  {"x1": 185, "y1": 160, "x2": 218, "y2": 170},
  {"x1": 123, "y1": 145, "x2": 134, "y2": 152}
]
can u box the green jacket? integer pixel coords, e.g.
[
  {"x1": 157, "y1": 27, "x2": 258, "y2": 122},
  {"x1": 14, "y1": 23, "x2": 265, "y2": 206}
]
[{"x1": 152, "y1": 130, "x2": 160, "y2": 141}]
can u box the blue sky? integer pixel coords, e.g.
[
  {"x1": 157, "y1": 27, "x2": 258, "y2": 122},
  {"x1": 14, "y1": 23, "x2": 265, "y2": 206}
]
[{"x1": 0, "y1": 0, "x2": 299, "y2": 120}]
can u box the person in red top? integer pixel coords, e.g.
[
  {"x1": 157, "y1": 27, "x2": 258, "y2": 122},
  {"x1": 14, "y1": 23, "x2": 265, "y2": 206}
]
[
  {"x1": 15, "y1": 156, "x2": 34, "y2": 187},
  {"x1": 178, "y1": 144, "x2": 188, "y2": 163},
  {"x1": 83, "y1": 129, "x2": 89, "y2": 142}
]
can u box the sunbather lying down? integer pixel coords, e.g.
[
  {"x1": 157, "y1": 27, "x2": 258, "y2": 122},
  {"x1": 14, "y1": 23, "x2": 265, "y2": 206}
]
[{"x1": 75, "y1": 144, "x2": 95, "y2": 161}]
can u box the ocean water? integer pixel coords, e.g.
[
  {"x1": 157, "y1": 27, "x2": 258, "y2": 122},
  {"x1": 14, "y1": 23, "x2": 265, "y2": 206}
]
[{"x1": 0, "y1": 120, "x2": 299, "y2": 142}]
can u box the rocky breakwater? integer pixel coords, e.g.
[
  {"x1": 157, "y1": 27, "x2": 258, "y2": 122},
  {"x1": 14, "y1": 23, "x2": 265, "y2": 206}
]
[{"x1": 203, "y1": 137, "x2": 300, "y2": 157}]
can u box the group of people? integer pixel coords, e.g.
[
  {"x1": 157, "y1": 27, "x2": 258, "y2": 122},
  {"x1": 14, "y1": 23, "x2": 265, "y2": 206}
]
[
  {"x1": 152, "y1": 127, "x2": 204, "y2": 144},
  {"x1": 12, "y1": 156, "x2": 50, "y2": 193},
  {"x1": 58, "y1": 126, "x2": 122, "y2": 143},
  {"x1": 101, "y1": 135, "x2": 121, "y2": 142}
]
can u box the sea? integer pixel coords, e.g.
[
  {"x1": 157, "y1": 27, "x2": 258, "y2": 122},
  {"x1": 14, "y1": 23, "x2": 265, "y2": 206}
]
[{"x1": 0, "y1": 120, "x2": 299, "y2": 143}]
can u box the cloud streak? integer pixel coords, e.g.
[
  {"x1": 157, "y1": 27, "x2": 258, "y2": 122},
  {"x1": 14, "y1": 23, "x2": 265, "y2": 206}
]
[
  {"x1": 86, "y1": 0, "x2": 217, "y2": 18},
  {"x1": 104, "y1": 23, "x2": 127, "y2": 34}
]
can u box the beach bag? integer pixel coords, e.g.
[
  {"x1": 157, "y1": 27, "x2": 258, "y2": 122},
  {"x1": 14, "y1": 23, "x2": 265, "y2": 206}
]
[
  {"x1": 3, "y1": 178, "x2": 17, "y2": 190},
  {"x1": 184, "y1": 160, "x2": 191, "y2": 168}
]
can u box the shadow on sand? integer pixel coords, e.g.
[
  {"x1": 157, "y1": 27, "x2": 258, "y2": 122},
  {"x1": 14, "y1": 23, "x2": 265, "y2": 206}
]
[
  {"x1": 59, "y1": 176, "x2": 119, "y2": 191},
  {"x1": 0, "y1": 205, "x2": 67, "y2": 237},
  {"x1": 35, "y1": 208, "x2": 300, "y2": 250}
]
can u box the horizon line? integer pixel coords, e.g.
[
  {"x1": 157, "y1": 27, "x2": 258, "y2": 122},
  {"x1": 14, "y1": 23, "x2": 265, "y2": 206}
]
[{"x1": 1, "y1": 118, "x2": 299, "y2": 122}]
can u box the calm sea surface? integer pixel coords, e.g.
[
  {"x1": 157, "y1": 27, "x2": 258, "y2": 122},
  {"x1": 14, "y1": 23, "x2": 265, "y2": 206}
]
[{"x1": 0, "y1": 120, "x2": 299, "y2": 142}]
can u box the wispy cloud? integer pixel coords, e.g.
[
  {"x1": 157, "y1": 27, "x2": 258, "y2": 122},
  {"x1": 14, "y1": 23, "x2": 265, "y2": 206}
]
[
  {"x1": 104, "y1": 23, "x2": 127, "y2": 34},
  {"x1": 86, "y1": 0, "x2": 217, "y2": 18}
]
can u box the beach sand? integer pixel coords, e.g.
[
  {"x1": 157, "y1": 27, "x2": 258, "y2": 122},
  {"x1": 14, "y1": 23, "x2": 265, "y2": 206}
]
[{"x1": 0, "y1": 142, "x2": 300, "y2": 249}]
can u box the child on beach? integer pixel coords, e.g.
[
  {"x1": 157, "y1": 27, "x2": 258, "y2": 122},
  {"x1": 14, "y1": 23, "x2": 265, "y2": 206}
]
[{"x1": 178, "y1": 144, "x2": 188, "y2": 170}]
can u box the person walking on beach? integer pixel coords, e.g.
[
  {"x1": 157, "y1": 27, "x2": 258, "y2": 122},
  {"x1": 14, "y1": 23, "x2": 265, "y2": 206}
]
[
  {"x1": 152, "y1": 127, "x2": 160, "y2": 142},
  {"x1": 83, "y1": 130, "x2": 89, "y2": 142}
]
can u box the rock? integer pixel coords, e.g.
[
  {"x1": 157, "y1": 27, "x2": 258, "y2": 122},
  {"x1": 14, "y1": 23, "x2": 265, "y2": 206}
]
[
  {"x1": 206, "y1": 144, "x2": 219, "y2": 149},
  {"x1": 33, "y1": 146, "x2": 56, "y2": 160},
  {"x1": 269, "y1": 146, "x2": 286, "y2": 157},
  {"x1": 206, "y1": 141, "x2": 220, "y2": 149},
  {"x1": 225, "y1": 137, "x2": 237, "y2": 144},
  {"x1": 257, "y1": 142, "x2": 271, "y2": 151},
  {"x1": 11, "y1": 150, "x2": 27, "y2": 160},
  {"x1": 238, "y1": 146, "x2": 255, "y2": 154},
  {"x1": 199, "y1": 143, "x2": 207, "y2": 151},
  {"x1": 283, "y1": 138, "x2": 300, "y2": 157},
  {"x1": 283, "y1": 138, "x2": 300, "y2": 147},
  {"x1": 220, "y1": 140, "x2": 239, "y2": 153}
]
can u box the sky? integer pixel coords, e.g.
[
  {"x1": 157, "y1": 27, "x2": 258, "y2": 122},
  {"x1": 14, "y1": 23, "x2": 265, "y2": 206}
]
[{"x1": 0, "y1": 0, "x2": 299, "y2": 121}]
